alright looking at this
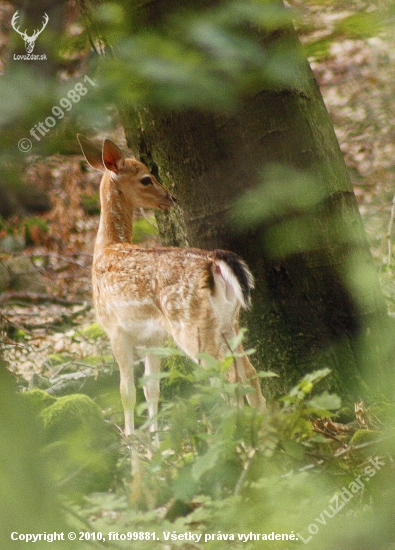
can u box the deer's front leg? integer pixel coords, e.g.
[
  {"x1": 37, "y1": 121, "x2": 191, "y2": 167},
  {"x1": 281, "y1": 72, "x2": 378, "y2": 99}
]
[
  {"x1": 143, "y1": 354, "x2": 161, "y2": 446},
  {"x1": 110, "y1": 328, "x2": 136, "y2": 436}
]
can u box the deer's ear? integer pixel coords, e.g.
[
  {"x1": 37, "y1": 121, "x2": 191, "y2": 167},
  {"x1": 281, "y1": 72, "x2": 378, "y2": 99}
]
[
  {"x1": 102, "y1": 139, "x2": 125, "y2": 174},
  {"x1": 77, "y1": 134, "x2": 104, "y2": 171}
]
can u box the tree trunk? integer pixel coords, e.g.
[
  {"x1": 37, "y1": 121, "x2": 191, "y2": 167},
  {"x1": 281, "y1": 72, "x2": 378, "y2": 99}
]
[
  {"x1": 121, "y1": 47, "x2": 388, "y2": 402},
  {"x1": 78, "y1": 0, "x2": 391, "y2": 401}
]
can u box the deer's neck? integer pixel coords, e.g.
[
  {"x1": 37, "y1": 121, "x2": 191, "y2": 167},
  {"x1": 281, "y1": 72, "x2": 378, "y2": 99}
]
[{"x1": 94, "y1": 171, "x2": 135, "y2": 255}]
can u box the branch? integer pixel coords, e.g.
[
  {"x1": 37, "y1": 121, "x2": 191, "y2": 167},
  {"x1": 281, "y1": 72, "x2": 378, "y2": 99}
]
[{"x1": 0, "y1": 292, "x2": 86, "y2": 306}]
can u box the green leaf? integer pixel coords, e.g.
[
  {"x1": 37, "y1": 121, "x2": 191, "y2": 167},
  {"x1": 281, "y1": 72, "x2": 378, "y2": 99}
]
[
  {"x1": 192, "y1": 445, "x2": 222, "y2": 481},
  {"x1": 282, "y1": 439, "x2": 305, "y2": 461},
  {"x1": 336, "y1": 12, "x2": 382, "y2": 39},
  {"x1": 195, "y1": 352, "x2": 220, "y2": 369},
  {"x1": 172, "y1": 464, "x2": 198, "y2": 501},
  {"x1": 258, "y1": 371, "x2": 279, "y2": 378},
  {"x1": 137, "y1": 346, "x2": 185, "y2": 358},
  {"x1": 140, "y1": 371, "x2": 170, "y2": 388},
  {"x1": 307, "y1": 391, "x2": 341, "y2": 411}
]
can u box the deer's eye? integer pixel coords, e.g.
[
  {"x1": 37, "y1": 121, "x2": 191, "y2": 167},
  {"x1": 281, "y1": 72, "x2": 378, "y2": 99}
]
[{"x1": 140, "y1": 176, "x2": 152, "y2": 186}]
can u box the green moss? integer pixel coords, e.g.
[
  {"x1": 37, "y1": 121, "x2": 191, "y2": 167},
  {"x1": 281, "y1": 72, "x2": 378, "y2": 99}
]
[
  {"x1": 45, "y1": 353, "x2": 71, "y2": 365},
  {"x1": 0, "y1": 367, "x2": 66, "y2": 545},
  {"x1": 19, "y1": 389, "x2": 118, "y2": 499},
  {"x1": 39, "y1": 394, "x2": 118, "y2": 497},
  {"x1": 21, "y1": 389, "x2": 57, "y2": 417},
  {"x1": 14, "y1": 329, "x2": 29, "y2": 340},
  {"x1": 350, "y1": 429, "x2": 378, "y2": 445},
  {"x1": 80, "y1": 355, "x2": 103, "y2": 366},
  {"x1": 79, "y1": 322, "x2": 106, "y2": 340},
  {"x1": 41, "y1": 394, "x2": 110, "y2": 441}
]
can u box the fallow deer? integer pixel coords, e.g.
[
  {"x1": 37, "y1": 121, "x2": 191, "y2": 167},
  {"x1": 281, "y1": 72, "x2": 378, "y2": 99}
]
[{"x1": 78, "y1": 135, "x2": 265, "y2": 441}]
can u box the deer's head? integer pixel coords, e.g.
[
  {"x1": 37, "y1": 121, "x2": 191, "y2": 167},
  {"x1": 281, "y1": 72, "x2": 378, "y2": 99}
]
[{"x1": 77, "y1": 135, "x2": 176, "y2": 212}]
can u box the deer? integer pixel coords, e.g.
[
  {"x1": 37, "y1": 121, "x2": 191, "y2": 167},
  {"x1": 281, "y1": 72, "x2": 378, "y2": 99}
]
[
  {"x1": 78, "y1": 134, "x2": 265, "y2": 444},
  {"x1": 11, "y1": 11, "x2": 49, "y2": 54}
]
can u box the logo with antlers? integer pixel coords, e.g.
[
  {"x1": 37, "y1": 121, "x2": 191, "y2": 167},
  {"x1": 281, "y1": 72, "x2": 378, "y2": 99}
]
[{"x1": 11, "y1": 11, "x2": 49, "y2": 54}]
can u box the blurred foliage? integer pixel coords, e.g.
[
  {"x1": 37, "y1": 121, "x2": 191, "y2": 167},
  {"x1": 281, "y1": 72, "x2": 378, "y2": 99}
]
[
  {"x1": 39, "y1": 393, "x2": 118, "y2": 497},
  {"x1": 81, "y1": 191, "x2": 100, "y2": 215},
  {"x1": 48, "y1": 346, "x2": 395, "y2": 550},
  {"x1": 0, "y1": 0, "x2": 390, "y2": 160},
  {"x1": 297, "y1": 2, "x2": 386, "y2": 59},
  {"x1": 0, "y1": 367, "x2": 73, "y2": 550},
  {"x1": 132, "y1": 214, "x2": 159, "y2": 243},
  {"x1": 92, "y1": 0, "x2": 301, "y2": 111},
  {"x1": 3, "y1": 327, "x2": 394, "y2": 549}
]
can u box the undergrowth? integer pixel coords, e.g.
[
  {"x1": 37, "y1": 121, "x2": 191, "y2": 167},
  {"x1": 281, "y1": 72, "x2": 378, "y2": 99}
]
[{"x1": 39, "y1": 339, "x2": 395, "y2": 550}]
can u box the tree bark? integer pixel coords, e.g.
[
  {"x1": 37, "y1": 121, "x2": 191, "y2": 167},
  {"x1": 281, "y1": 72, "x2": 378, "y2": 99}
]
[
  {"x1": 78, "y1": 0, "x2": 390, "y2": 401},
  {"x1": 121, "y1": 43, "x2": 388, "y2": 401}
]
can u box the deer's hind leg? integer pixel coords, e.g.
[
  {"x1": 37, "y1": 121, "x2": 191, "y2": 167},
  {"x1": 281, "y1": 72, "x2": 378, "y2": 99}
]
[
  {"x1": 169, "y1": 319, "x2": 265, "y2": 411},
  {"x1": 226, "y1": 351, "x2": 266, "y2": 411}
]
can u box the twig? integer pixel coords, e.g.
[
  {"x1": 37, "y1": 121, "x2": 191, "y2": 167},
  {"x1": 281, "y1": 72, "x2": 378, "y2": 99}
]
[
  {"x1": 40, "y1": 252, "x2": 92, "y2": 268},
  {"x1": 0, "y1": 313, "x2": 34, "y2": 335},
  {"x1": 0, "y1": 292, "x2": 86, "y2": 306},
  {"x1": 286, "y1": 436, "x2": 388, "y2": 477},
  {"x1": 5, "y1": 251, "x2": 92, "y2": 268},
  {"x1": 312, "y1": 426, "x2": 343, "y2": 443},
  {"x1": 234, "y1": 447, "x2": 256, "y2": 496}
]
